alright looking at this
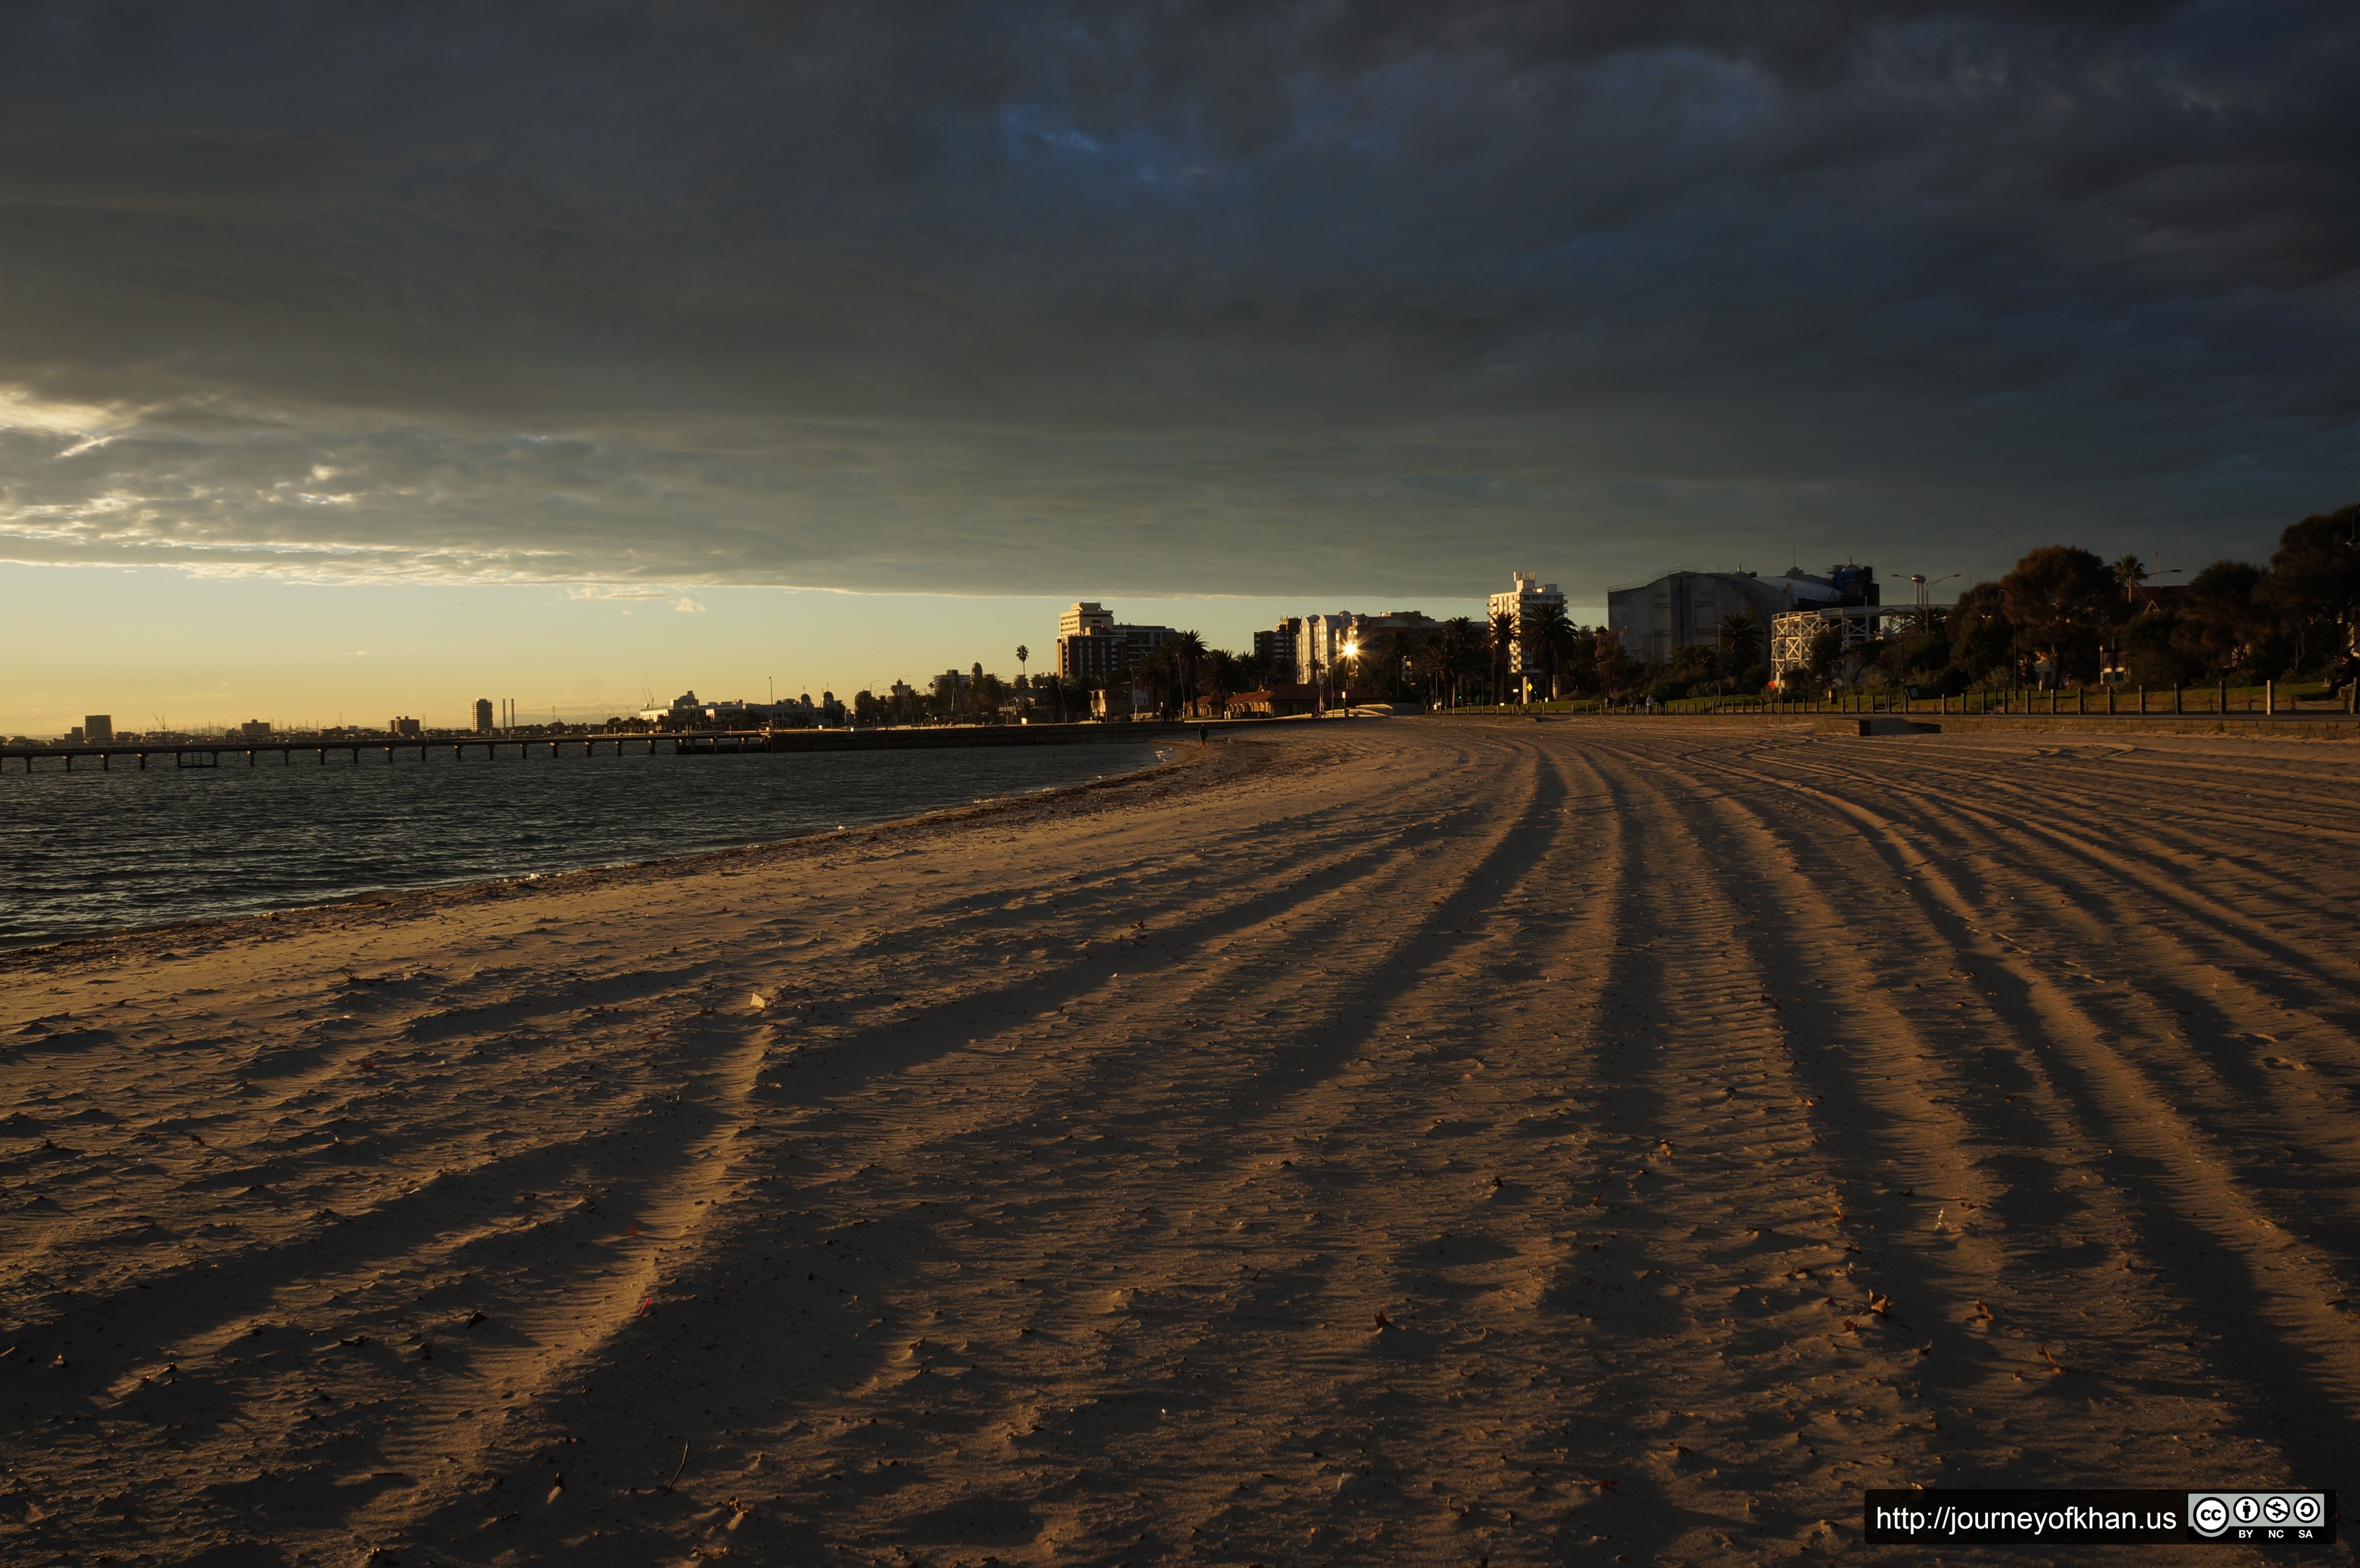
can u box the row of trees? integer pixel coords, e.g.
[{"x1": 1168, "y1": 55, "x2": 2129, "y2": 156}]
[{"x1": 1839, "y1": 505, "x2": 2359, "y2": 695}]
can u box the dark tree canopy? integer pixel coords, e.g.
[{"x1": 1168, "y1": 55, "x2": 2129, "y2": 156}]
[
  {"x1": 2173, "y1": 560, "x2": 2273, "y2": 677},
  {"x1": 2268, "y1": 505, "x2": 2360, "y2": 670},
  {"x1": 2001, "y1": 545, "x2": 2114, "y2": 679},
  {"x1": 1945, "y1": 581, "x2": 2015, "y2": 684}
]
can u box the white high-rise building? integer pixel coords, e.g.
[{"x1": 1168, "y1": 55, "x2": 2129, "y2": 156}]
[{"x1": 1486, "y1": 573, "x2": 1566, "y2": 695}]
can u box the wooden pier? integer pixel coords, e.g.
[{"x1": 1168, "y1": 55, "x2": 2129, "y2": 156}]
[{"x1": 3, "y1": 734, "x2": 675, "y2": 773}]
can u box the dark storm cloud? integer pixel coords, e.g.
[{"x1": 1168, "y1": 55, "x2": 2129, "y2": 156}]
[{"x1": 0, "y1": 0, "x2": 2353, "y2": 596}]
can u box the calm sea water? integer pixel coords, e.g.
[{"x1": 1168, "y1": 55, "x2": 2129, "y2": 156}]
[{"x1": 0, "y1": 740, "x2": 1165, "y2": 947}]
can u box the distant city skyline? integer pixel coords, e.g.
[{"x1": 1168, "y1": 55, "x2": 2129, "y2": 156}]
[
  {"x1": 3, "y1": 564, "x2": 1533, "y2": 734},
  {"x1": 3, "y1": 7, "x2": 2350, "y2": 731}
]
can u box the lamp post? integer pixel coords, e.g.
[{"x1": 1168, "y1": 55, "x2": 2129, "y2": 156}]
[{"x1": 1342, "y1": 640, "x2": 1360, "y2": 714}]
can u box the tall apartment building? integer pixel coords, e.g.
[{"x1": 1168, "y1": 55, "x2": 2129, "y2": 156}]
[
  {"x1": 389, "y1": 716, "x2": 422, "y2": 738},
  {"x1": 1487, "y1": 573, "x2": 1567, "y2": 688},
  {"x1": 1056, "y1": 602, "x2": 1181, "y2": 681},
  {"x1": 1110, "y1": 622, "x2": 1177, "y2": 673},
  {"x1": 1287, "y1": 610, "x2": 1440, "y2": 686},
  {"x1": 474, "y1": 698, "x2": 495, "y2": 733},
  {"x1": 82, "y1": 714, "x2": 114, "y2": 745},
  {"x1": 239, "y1": 720, "x2": 272, "y2": 741},
  {"x1": 1254, "y1": 619, "x2": 1301, "y2": 674},
  {"x1": 1057, "y1": 603, "x2": 1118, "y2": 683}
]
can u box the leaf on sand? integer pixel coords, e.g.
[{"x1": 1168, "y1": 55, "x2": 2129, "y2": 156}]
[{"x1": 1372, "y1": 1311, "x2": 1393, "y2": 1332}]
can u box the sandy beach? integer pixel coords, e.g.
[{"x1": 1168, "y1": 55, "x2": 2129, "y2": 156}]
[{"x1": 4, "y1": 719, "x2": 2356, "y2": 1567}]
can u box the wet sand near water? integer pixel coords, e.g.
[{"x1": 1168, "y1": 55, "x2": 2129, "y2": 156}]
[{"x1": 4, "y1": 721, "x2": 2356, "y2": 1566}]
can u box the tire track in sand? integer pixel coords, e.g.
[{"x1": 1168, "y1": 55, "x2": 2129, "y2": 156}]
[{"x1": 1645, "y1": 728, "x2": 2360, "y2": 1472}]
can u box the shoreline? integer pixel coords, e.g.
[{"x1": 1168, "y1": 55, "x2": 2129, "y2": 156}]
[{"x1": 0, "y1": 737, "x2": 1200, "y2": 970}]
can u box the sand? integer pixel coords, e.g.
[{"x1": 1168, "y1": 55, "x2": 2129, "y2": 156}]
[{"x1": 4, "y1": 720, "x2": 2356, "y2": 1566}]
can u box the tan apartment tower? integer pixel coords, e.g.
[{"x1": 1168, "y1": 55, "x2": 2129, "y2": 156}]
[{"x1": 1057, "y1": 602, "x2": 1123, "y2": 684}]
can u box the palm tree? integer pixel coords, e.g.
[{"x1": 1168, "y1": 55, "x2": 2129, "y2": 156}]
[
  {"x1": 1138, "y1": 646, "x2": 1177, "y2": 719},
  {"x1": 1436, "y1": 617, "x2": 1479, "y2": 707},
  {"x1": 1200, "y1": 648, "x2": 1242, "y2": 717},
  {"x1": 1171, "y1": 630, "x2": 1207, "y2": 716},
  {"x1": 1716, "y1": 612, "x2": 1764, "y2": 679},
  {"x1": 2112, "y1": 553, "x2": 2148, "y2": 604},
  {"x1": 1522, "y1": 600, "x2": 1576, "y2": 700},
  {"x1": 1488, "y1": 611, "x2": 1516, "y2": 705}
]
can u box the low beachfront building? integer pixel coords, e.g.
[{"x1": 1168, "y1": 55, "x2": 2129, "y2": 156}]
[{"x1": 1222, "y1": 684, "x2": 1318, "y2": 717}]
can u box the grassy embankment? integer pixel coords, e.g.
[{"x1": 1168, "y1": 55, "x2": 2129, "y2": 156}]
[{"x1": 1439, "y1": 679, "x2": 2348, "y2": 720}]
